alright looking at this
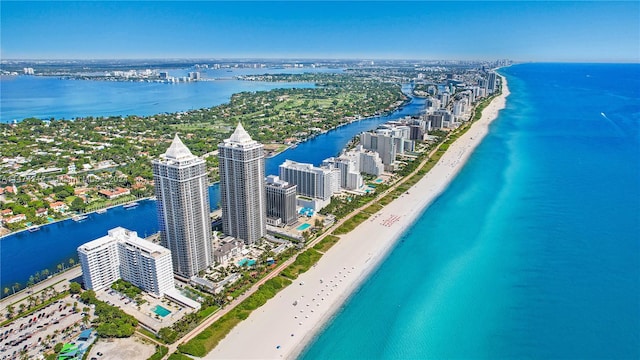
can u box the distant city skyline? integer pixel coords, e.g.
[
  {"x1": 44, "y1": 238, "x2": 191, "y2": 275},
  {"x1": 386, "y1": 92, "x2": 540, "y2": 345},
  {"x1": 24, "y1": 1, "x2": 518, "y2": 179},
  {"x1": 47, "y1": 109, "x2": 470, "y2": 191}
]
[{"x1": 1, "y1": 1, "x2": 639, "y2": 62}]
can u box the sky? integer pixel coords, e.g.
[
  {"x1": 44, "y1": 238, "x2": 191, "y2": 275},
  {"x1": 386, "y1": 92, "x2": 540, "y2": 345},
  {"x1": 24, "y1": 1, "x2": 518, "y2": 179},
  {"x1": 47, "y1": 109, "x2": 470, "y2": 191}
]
[{"x1": 1, "y1": 1, "x2": 639, "y2": 62}]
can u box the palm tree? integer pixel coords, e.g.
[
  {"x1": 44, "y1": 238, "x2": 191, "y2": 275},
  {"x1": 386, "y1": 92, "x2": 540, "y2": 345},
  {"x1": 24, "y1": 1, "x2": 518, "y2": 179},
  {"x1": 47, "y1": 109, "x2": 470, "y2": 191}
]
[
  {"x1": 57, "y1": 263, "x2": 63, "y2": 273},
  {"x1": 3, "y1": 287, "x2": 9, "y2": 298},
  {"x1": 68, "y1": 258, "x2": 75, "y2": 268},
  {"x1": 12, "y1": 282, "x2": 20, "y2": 294},
  {"x1": 27, "y1": 296, "x2": 35, "y2": 309},
  {"x1": 7, "y1": 305, "x2": 15, "y2": 318},
  {"x1": 19, "y1": 303, "x2": 25, "y2": 314}
]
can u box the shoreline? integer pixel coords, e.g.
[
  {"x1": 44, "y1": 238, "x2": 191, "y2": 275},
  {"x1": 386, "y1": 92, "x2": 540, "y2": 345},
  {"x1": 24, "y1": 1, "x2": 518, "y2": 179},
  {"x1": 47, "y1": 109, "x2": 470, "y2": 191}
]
[
  {"x1": 0, "y1": 197, "x2": 149, "y2": 240},
  {"x1": 207, "y1": 77, "x2": 510, "y2": 360}
]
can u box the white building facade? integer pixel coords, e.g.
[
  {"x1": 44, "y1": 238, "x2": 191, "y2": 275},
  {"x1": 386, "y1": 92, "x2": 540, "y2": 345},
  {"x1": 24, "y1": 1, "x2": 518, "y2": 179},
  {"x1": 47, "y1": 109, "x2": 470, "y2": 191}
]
[
  {"x1": 78, "y1": 227, "x2": 174, "y2": 297},
  {"x1": 218, "y1": 123, "x2": 267, "y2": 245},
  {"x1": 153, "y1": 135, "x2": 213, "y2": 278}
]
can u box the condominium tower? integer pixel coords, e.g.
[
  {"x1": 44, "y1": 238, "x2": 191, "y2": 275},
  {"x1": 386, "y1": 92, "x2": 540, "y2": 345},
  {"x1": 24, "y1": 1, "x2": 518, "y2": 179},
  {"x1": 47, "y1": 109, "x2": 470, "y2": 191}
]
[
  {"x1": 279, "y1": 160, "x2": 334, "y2": 200},
  {"x1": 78, "y1": 227, "x2": 174, "y2": 297},
  {"x1": 218, "y1": 123, "x2": 266, "y2": 245},
  {"x1": 152, "y1": 135, "x2": 213, "y2": 278},
  {"x1": 265, "y1": 175, "x2": 297, "y2": 226}
]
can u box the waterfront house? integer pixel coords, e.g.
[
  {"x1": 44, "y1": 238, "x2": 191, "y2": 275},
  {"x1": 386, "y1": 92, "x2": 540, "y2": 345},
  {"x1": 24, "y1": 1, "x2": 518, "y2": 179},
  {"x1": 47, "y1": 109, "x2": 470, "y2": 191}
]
[
  {"x1": 36, "y1": 208, "x2": 48, "y2": 217},
  {"x1": 50, "y1": 201, "x2": 67, "y2": 213},
  {"x1": 3, "y1": 214, "x2": 26, "y2": 224},
  {"x1": 98, "y1": 187, "x2": 130, "y2": 200},
  {"x1": 1, "y1": 209, "x2": 13, "y2": 217}
]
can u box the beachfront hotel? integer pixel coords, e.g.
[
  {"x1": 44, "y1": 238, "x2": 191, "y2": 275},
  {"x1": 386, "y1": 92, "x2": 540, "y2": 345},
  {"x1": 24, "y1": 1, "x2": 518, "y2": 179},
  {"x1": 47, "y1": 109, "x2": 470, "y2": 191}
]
[
  {"x1": 78, "y1": 227, "x2": 174, "y2": 297},
  {"x1": 152, "y1": 134, "x2": 213, "y2": 278},
  {"x1": 218, "y1": 123, "x2": 267, "y2": 245}
]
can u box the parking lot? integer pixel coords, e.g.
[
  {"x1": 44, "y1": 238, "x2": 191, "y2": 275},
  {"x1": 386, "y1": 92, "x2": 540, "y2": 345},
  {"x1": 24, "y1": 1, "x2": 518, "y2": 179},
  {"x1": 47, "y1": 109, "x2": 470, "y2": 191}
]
[
  {"x1": 0, "y1": 296, "x2": 92, "y2": 359},
  {"x1": 86, "y1": 336, "x2": 155, "y2": 360}
]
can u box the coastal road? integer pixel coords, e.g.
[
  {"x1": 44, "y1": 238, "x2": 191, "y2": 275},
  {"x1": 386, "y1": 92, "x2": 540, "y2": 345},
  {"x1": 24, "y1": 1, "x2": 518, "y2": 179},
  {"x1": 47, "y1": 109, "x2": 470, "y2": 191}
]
[{"x1": 0, "y1": 266, "x2": 82, "y2": 314}]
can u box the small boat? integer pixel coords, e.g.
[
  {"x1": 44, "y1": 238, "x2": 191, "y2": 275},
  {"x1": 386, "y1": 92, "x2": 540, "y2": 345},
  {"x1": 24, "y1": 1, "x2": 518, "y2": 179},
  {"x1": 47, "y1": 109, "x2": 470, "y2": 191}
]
[
  {"x1": 96, "y1": 209, "x2": 107, "y2": 214},
  {"x1": 123, "y1": 202, "x2": 139, "y2": 209},
  {"x1": 72, "y1": 215, "x2": 88, "y2": 222},
  {"x1": 28, "y1": 225, "x2": 40, "y2": 232}
]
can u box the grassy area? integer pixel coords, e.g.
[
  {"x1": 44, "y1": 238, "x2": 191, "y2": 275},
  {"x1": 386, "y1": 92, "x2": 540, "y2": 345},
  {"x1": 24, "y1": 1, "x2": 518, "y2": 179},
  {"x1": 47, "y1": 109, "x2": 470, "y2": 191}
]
[
  {"x1": 167, "y1": 353, "x2": 192, "y2": 360},
  {"x1": 85, "y1": 194, "x2": 138, "y2": 212},
  {"x1": 280, "y1": 249, "x2": 323, "y2": 279},
  {"x1": 137, "y1": 328, "x2": 164, "y2": 343},
  {"x1": 313, "y1": 235, "x2": 341, "y2": 253},
  {"x1": 333, "y1": 212, "x2": 373, "y2": 235},
  {"x1": 147, "y1": 345, "x2": 168, "y2": 360}
]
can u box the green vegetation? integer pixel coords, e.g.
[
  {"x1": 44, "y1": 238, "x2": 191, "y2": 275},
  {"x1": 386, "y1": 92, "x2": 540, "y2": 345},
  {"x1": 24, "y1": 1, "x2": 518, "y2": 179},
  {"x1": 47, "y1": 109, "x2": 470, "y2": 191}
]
[
  {"x1": 79, "y1": 290, "x2": 138, "y2": 338},
  {"x1": 147, "y1": 345, "x2": 169, "y2": 360},
  {"x1": 69, "y1": 281, "x2": 82, "y2": 294},
  {"x1": 313, "y1": 235, "x2": 340, "y2": 252},
  {"x1": 111, "y1": 279, "x2": 142, "y2": 300},
  {"x1": 280, "y1": 249, "x2": 323, "y2": 279},
  {"x1": 137, "y1": 328, "x2": 164, "y2": 343},
  {"x1": 167, "y1": 353, "x2": 193, "y2": 360},
  {"x1": 156, "y1": 302, "x2": 220, "y2": 344}
]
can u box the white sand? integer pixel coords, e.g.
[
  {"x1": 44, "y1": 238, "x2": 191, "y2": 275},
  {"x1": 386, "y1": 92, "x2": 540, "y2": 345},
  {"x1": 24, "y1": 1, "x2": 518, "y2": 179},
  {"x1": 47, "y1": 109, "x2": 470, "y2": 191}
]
[{"x1": 206, "y1": 79, "x2": 510, "y2": 360}]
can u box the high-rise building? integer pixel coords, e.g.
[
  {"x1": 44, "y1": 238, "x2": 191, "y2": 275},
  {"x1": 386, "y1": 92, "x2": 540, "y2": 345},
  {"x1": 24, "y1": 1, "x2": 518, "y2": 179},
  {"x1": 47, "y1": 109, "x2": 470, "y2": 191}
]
[
  {"x1": 487, "y1": 72, "x2": 497, "y2": 93},
  {"x1": 152, "y1": 135, "x2": 213, "y2": 278},
  {"x1": 78, "y1": 227, "x2": 174, "y2": 297},
  {"x1": 218, "y1": 123, "x2": 266, "y2": 245},
  {"x1": 322, "y1": 157, "x2": 363, "y2": 190},
  {"x1": 265, "y1": 175, "x2": 297, "y2": 226},
  {"x1": 342, "y1": 145, "x2": 384, "y2": 176},
  {"x1": 279, "y1": 160, "x2": 334, "y2": 200},
  {"x1": 78, "y1": 231, "x2": 121, "y2": 292}
]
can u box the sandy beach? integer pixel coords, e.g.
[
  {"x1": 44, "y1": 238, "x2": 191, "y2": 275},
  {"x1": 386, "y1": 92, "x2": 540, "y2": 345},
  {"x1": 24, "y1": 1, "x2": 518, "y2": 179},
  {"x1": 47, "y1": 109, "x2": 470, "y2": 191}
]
[{"x1": 207, "y1": 78, "x2": 510, "y2": 360}]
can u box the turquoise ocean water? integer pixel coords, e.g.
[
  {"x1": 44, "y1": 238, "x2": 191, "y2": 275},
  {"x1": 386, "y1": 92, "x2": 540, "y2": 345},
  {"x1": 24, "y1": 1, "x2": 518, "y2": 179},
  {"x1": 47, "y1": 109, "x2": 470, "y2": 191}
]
[{"x1": 300, "y1": 63, "x2": 640, "y2": 359}]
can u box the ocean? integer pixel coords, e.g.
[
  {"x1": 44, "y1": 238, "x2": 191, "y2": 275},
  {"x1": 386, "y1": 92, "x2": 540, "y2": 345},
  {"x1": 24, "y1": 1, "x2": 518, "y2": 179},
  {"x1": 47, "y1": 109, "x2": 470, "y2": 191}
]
[{"x1": 300, "y1": 63, "x2": 640, "y2": 359}]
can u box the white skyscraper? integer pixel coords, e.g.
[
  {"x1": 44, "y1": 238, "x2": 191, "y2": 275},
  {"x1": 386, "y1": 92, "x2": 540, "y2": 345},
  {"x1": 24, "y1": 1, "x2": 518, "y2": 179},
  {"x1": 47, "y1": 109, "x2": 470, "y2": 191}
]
[
  {"x1": 279, "y1": 160, "x2": 334, "y2": 200},
  {"x1": 78, "y1": 227, "x2": 174, "y2": 297},
  {"x1": 218, "y1": 123, "x2": 266, "y2": 245},
  {"x1": 152, "y1": 135, "x2": 213, "y2": 278}
]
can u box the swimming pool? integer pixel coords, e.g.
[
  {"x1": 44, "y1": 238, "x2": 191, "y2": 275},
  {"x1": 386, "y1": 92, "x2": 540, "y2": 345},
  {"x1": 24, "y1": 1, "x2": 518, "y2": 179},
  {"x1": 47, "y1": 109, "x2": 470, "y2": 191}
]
[
  {"x1": 296, "y1": 223, "x2": 311, "y2": 231},
  {"x1": 238, "y1": 258, "x2": 257, "y2": 266},
  {"x1": 152, "y1": 305, "x2": 171, "y2": 317}
]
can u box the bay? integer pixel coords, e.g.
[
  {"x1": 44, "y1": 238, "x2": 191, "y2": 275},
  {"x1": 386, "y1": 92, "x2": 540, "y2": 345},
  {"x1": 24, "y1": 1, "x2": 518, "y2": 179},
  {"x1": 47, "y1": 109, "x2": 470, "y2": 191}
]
[{"x1": 0, "y1": 67, "x2": 342, "y2": 123}]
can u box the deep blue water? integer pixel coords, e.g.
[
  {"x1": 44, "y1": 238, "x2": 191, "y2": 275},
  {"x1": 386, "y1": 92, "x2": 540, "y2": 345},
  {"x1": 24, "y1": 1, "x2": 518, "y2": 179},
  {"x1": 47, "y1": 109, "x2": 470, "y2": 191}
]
[
  {"x1": 0, "y1": 84, "x2": 422, "y2": 292},
  {"x1": 0, "y1": 67, "x2": 343, "y2": 123},
  {"x1": 300, "y1": 63, "x2": 640, "y2": 359}
]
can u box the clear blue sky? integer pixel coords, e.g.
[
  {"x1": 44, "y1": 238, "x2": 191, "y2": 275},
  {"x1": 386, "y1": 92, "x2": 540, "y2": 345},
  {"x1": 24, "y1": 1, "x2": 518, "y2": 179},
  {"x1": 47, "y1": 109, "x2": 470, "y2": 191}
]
[{"x1": 1, "y1": 1, "x2": 638, "y2": 62}]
